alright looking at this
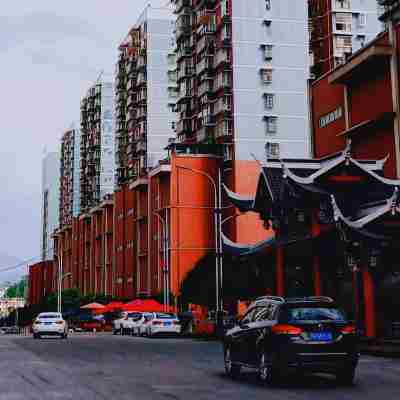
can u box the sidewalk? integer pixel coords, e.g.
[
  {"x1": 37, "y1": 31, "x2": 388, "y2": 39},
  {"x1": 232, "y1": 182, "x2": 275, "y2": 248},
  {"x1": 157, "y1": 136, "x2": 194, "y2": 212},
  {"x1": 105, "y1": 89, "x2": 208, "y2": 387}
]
[{"x1": 360, "y1": 338, "x2": 400, "y2": 358}]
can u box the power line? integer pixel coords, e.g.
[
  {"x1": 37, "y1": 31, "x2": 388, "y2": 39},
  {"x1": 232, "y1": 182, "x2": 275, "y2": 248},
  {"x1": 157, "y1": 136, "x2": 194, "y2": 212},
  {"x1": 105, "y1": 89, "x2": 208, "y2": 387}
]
[{"x1": 0, "y1": 247, "x2": 55, "y2": 275}]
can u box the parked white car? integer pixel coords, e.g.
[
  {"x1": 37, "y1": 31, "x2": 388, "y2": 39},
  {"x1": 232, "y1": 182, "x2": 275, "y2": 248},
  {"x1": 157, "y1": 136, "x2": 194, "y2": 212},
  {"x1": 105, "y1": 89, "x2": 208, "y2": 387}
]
[
  {"x1": 112, "y1": 312, "x2": 128, "y2": 335},
  {"x1": 133, "y1": 313, "x2": 154, "y2": 336},
  {"x1": 139, "y1": 313, "x2": 181, "y2": 337},
  {"x1": 32, "y1": 312, "x2": 68, "y2": 339},
  {"x1": 120, "y1": 312, "x2": 143, "y2": 335}
]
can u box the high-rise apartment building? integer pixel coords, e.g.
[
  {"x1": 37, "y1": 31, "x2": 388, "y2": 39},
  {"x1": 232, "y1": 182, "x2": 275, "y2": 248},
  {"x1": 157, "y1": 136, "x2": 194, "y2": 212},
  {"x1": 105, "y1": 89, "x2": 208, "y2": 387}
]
[
  {"x1": 59, "y1": 127, "x2": 81, "y2": 227},
  {"x1": 80, "y1": 77, "x2": 115, "y2": 212},
  {"x1": 172, "y1": 0, "x2": 311, "y2": 161},
  {"x1": 114, "y1": 6, "x2": 177, "y2": 187},
  {"x1": 309, "y1": 0, "x2": 381, "y2": 78},
  {"x1": 40, "y1": 152, "x2": 60, "y2": 261}
]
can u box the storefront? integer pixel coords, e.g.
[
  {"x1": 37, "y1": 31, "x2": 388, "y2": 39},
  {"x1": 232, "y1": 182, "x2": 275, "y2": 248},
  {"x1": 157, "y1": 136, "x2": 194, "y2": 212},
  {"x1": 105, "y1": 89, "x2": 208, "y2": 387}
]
[{"x1": 223, "y1": 143, "x2": 400, "y2": 339}]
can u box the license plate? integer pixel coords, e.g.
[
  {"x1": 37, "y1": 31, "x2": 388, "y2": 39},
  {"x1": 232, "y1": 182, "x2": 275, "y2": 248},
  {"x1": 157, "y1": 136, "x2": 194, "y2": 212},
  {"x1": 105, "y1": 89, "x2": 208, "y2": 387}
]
[
  {"x1": 164, "y1": 321, "x2": 172, "y2": 326},
  {"x1": 45, "y1": 322, "x2": 52, "y2": 325},
  {"x1": 310, "y1": 332, "x2": 332, "y2": 341}
]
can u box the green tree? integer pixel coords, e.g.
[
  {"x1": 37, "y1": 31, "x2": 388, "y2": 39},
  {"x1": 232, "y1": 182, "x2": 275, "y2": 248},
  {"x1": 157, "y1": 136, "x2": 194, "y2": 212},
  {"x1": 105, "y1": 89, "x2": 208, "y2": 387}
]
[{"x1": 5, "y1": 278, "x2": 27, "y2": 298}]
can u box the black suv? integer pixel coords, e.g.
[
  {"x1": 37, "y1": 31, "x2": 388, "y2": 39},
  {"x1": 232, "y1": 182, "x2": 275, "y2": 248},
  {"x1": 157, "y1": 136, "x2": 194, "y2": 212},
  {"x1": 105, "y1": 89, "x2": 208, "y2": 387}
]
[{"x1": 223, "y1": 296, "x2": 359, "y2": 385}]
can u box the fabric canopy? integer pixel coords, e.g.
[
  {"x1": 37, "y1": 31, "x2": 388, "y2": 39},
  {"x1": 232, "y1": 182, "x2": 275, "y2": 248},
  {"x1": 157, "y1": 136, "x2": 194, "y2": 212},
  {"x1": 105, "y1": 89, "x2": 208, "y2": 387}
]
[
  {"x1": 123, "y1": 299, "x2": 172, "y2": 312},
  {"x1": 103, "y1": 301, "x2": 125, "y2": 312},
  {"x1": 80, "y1": 302, "x2": 106, "y2": 310}
]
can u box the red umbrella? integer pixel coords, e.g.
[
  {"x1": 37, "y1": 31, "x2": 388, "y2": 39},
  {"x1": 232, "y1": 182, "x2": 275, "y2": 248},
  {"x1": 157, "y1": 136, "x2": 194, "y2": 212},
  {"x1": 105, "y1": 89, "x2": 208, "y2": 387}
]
[
  {"x1": 104, "y1": 301, "x2": 125, "y2": 312},
  {"x1": 80, "y1": 302, "x2": 106, "y2": 310},
  {"x1": 122, "y1": 299, "x2": 166, "y2": 312}
]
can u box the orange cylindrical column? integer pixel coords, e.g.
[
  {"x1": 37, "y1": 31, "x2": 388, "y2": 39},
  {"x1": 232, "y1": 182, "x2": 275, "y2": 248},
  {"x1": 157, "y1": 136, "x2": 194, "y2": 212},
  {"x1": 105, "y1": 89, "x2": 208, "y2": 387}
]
[
  {"x1": 276, "y1": 246, "x2": 285, "y2": 296},
  {"x1": 313, "y1": 255, "x2": 322, "y2": 296},
  {"x1": 363, "y1": 268, "x2": 377, "y2": 338}
]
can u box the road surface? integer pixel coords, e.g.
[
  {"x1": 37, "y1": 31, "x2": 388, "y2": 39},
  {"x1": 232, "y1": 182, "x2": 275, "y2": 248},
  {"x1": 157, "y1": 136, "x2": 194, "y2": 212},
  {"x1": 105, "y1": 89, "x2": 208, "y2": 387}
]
[{"x1": 0, "y1": 333, "x2": 399, "y2": 399}]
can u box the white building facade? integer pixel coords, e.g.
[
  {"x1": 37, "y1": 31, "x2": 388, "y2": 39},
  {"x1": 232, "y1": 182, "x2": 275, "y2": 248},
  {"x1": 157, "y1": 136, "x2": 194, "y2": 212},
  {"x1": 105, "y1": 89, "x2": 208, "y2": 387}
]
[{"x1": 40, "y1": 152, "x2": 60, "y2": 261}]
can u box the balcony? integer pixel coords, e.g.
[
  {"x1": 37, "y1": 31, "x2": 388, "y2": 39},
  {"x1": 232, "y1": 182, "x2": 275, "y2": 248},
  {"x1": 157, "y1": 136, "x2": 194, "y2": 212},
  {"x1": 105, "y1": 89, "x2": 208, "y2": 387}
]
[
  {"x1": 213, "y1": 96, "x2": 232, "y2": 115},
  {"x1": 177, "y1": 87, "x2": 194, "y2": 102},
  {"x1": 215, "y1": 121, "x2": 233, "y2": 138},
  {"x1": 328, "y1": 43, "x2": 393, "y2": 85},
  {"x1": 176, "y1": 46, "x2": 193, "y2": 61},
  {"x1": 196, "y1": 126, "x2": 209, "y2": 142},
  {"x1": 137, "y1": 55, "x2": 146, "y2": 70},
  {"x1": 196, "y1": 56, "x2": 214, "y2": 75},
  {"x1": 176, "y1": 15, "x2": 192, "y2": 39},
  {"x1": 137, "y1": 72, "x2": 147, "y2": 86},
  {"x1": 136, "y1": 141, "x2": 147, "y2": 153},
  {"x1": 194, "y1": 0, "x2": 216, "y2": 11},
  {"x1": 177, "y1": 65, "x2": 194, "y2": 81},
  {"x1": 198, "y1": 80, "x2": 213, "y2": 97},
  {"x1": 173, "y1": 0, "x2": 192, "y2": 14},
  {"x1": 176, "y1": 119, "x2": 193, "y2": 135},
  {"x1": 214, "y1": 48, "x2": 231, "y2": 68}
]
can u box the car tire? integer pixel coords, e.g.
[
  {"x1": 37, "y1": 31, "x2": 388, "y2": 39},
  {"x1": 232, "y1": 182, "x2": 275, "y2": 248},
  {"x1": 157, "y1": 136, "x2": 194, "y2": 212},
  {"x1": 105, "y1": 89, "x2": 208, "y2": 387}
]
[
  {"x1": 336, "y1": 367, "x2": 356, "y2": 386},
  {"x1": 33, "y1": 333, "x2": 39, "y2": 339},
  {"x1": 224, "y1": 346, "x2": 241, "y2": 379},
  {"x1": 258, "y1": 351, "x2": 279, "y2": 386},
  {"x1": 112, "y1": 328, "x2": 118, "y2": 335}
]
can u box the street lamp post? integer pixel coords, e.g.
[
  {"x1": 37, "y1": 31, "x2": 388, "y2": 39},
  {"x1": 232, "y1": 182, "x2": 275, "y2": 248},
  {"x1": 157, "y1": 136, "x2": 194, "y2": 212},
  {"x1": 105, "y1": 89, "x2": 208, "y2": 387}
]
[
  {"x1": 57, "y1": 248, "x2": 72, "y2": 314},
  {"x1": 153, "y1": 211, "x2": 170, "y2": 312},
  {"x1": 176, "y1": 165, "x2": 224, "y2": 335}
]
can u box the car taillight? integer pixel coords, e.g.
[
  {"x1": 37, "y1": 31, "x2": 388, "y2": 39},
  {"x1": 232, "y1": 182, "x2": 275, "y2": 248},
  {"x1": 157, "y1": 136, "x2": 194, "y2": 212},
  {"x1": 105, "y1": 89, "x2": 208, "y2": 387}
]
[
  {"x1": 272, "y1": 324, "x2": 303, "y2": 335},
  {"x1": 152, "y1": 320, "x2": 162, "y2": 325},
  {"x1": 56, "y1": 321, "x2": 64, "y2": 325},
  {"x1": 340, "y1": 325, "x2": 356, "y2": 335},
  {"x1": 173, "y1": 321, "x2": 180, "y2": 325},
  {"x1": 34, "y1": 320, "x2": 41, "y2": 325}
]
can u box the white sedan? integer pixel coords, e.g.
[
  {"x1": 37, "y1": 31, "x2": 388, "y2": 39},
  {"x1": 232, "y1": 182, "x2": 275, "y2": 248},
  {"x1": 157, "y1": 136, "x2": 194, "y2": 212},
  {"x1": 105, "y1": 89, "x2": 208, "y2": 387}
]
[
  {"x1": 32, "y1": 312, "x2": 68, "y2": 339},
  {"x1": 120, "y1": 312, "x2": 143, "y2": 335},
  {"x1": 139, "y1": 313, "x2": 181, "y2": 337}
]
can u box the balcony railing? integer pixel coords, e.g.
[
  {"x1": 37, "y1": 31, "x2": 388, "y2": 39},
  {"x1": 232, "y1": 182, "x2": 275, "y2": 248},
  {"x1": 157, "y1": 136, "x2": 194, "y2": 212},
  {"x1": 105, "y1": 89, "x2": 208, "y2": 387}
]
[
  {"x1": 214, "y1": 49, "x2": 231, "y2": 68},
  {"x1": 196, "y1": 56, "x2": 214, "y2": 74},
  {"x1": 198, "y1": 80, "x2": 213, "y2": 97}
]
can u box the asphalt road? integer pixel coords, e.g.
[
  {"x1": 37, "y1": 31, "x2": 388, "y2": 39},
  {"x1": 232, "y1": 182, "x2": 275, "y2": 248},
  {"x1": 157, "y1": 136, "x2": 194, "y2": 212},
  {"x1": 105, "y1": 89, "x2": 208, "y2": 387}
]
[{"x1": 1, "y1": 333, "x2": 400, "y2": 400}]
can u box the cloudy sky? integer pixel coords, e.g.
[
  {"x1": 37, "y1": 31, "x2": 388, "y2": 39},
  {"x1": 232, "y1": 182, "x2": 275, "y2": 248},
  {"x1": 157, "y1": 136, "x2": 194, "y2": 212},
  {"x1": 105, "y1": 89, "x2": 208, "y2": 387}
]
[{"x1": 0, "y1": 0, "x2": 166, "y2": 272}]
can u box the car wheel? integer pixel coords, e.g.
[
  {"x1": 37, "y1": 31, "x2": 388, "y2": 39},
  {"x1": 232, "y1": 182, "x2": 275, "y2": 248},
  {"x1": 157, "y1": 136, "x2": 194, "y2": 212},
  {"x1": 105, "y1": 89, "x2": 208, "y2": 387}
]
[
  {"x1": 336, "y1": 367, "x2": 356, "y2": 386},
  {"x1": 258, "y1": 351, "x2": 279, "y2": 385},
  {"x1": 33, "y1": 333, "x2": 38, "y2": 339},
  {"x1": 224, "y1": 346, "x2": 241, "y2": 378}
]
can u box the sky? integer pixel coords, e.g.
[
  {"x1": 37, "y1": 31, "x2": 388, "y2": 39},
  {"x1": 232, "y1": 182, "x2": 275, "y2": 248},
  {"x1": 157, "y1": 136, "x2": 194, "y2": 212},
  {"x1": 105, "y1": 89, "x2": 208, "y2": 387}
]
[{"x1": 0, "y1": 0, "x2": 166, "y2": 273}]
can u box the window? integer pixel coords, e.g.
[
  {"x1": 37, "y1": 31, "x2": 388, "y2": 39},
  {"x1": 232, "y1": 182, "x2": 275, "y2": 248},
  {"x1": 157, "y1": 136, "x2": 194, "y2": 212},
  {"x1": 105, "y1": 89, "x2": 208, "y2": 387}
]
[
  {"x1": 254, "y1": 304, "x2": 276, "y2": 321},
  {"x1": 261, "y1": 68, "x2": 273, "y2": 84},
  {"x1": 265, "y1": 0, "x2": 271, "y2": 11},
  {"x1": 280, "y1": 307, "x2": 346, "y2": 323},
  {"x1": 262, "y1": 44, "x2": 273, "y2": 60},
  {"x1": 266, "y1": 142, "x2": 280, "y2": 158},
  {"x1": 335, "y1": 12, "x2": 352, "y2": 32},
  {"x1": 221, "y1": 0, "x2": 229, "y2": 17},
  {"x1": 265, "y1": 116, "x2": 277, "y2": 134},
  {"x1": 240, "y1": 307, "x2": 257, "y2": 324},
  {"x1": 264, "y1": 93, "x2": 274, "y2": 110},
  {"x1": 358, "y1": 13, "x2": 366, "y2": 28}
]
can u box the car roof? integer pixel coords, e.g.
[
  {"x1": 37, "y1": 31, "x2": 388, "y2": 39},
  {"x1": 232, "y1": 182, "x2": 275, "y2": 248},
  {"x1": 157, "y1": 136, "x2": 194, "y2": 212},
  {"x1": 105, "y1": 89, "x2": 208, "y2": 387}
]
[
  {"x1": 250, "y1": 296, "x2": 335, "y2": 308},
  {"x1": 38, "y1": 312, "x2": 62, "y2": 317}
]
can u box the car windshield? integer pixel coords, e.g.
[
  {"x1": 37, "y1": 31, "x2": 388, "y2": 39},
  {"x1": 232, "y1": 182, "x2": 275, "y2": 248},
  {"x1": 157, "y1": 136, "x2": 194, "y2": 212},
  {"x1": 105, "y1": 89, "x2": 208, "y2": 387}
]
[
  {"x1": 281, "y1": 307, "x2": 346, "y2": 322},
  {"x1": 128, "y1": 313, "x2": 142, "y2": 319},
  {"x1": 39, "y1": 314, "x2": 61, "y2": 319},
  {"x1": 155, "y1": 313, "x2": 176, "y2": 319}
]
